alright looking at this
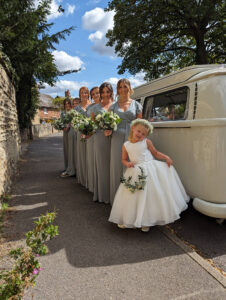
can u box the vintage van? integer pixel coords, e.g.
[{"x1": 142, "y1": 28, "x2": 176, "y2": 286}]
[{"x1": 132, "y1": 64, "x2": 226, "y2": 221}]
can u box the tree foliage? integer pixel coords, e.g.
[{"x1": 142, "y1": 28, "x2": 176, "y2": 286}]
[
  {"x1": 52, "y1": 95, "x2": 67, "y2": 110},
  {"x1": 0, "y1": 0, "x2": 75, "y2": 129},
  {"x1": 106, "y1": 0, "x2": 226, "y2": 79}
]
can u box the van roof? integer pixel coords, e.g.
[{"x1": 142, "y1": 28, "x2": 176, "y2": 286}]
[{"x1": 132, "y1": 64, "x2": 226, "y2": 99}]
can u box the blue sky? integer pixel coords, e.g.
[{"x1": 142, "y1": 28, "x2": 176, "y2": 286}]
[{"x1": 37, "y1": 0, "x2": 146, "y2": 97}]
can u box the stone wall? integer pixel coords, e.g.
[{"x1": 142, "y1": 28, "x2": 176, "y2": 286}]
[
  {"x1": 32, "y1": 124, "x2": 59, "y2": 138},
  {"x1": 0, "y1": 58, "x2": 20, "y2": 197}
]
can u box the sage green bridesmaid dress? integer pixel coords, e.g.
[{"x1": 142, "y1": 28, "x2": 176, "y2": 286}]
[
  {"x1": 109, "y1": 100, "x2": 142, "y2": 204},
  {"x1": 85, "y1": 103, "x2": 97, "y2": 192},
  {"x1": 64, "y1": 125, "x2": 77, "y2": 176},
  {"x1": 75, "y1": 105, "x2": 87, "y2": 186},
  {"x1": 92, "y1": 103, "x2": 112, "y2": 203}
]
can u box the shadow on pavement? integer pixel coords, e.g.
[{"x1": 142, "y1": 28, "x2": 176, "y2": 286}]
[{"x1": 4, "y1": 135, "x2": 226, "y2": 271}]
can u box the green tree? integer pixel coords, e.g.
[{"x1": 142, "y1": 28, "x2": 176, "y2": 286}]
[
  {"x1": 0, "y1": 0, "x2": 77, "y2": 130},
  {"x1": 52, "y1": 95, "x2": 67, "y2": 110},
  {"x1": 106, "y1": 0, "x2": 226, "y2": 79}
]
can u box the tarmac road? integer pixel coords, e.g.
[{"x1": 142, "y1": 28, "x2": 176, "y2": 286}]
[{"x1": 4, "y1": 134, "x2": 226, "y2": 300}]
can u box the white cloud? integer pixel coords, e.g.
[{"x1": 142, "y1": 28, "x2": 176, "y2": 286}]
[
  {"x1": 52, "y1": 50, "x2": 84, "y2": 72},
  {"x1": 129, "y1": 72, "x2": 147, "y2": 88},
  {"x1": 47, "y1": 0, "x2": 63, "y2": 20},
  {"x1": 105, "y1": 72, "x2": 146, "y2": 91},
  {"x1": 82, "y1": 7, "x2": 114, "y2": 31},
  {"x1": 33, "y1": 1, "x2": 75, "y2": 20},
  {"x1": 82, "y1": 8, "x2": 115, "y2": 57},
  {"x1": 41, "y1": 80, "x2": 89, "y2": 97},
  {"x1": 88, "y1": 31, "x2": 115, "y2": 56},
  {"x1": 104, "y1": 77, "x2": 118, "y2": 87},
  {"x1": 66, "y1": 3, "x2": 75, "y2": 16}
]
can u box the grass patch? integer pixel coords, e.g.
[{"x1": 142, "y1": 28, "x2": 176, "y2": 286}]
[{"x1": 0, "y1": 194, "x2": 10, "y2": 233}]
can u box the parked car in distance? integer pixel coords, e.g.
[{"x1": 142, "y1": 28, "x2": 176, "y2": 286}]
[{"x1": 132, "y1": 64, "x2": 226, "y2": 221}]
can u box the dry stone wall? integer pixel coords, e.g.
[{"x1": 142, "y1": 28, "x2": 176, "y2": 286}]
[{"x1": 0, "y1": 58, "x2": 20, "y2": 197}]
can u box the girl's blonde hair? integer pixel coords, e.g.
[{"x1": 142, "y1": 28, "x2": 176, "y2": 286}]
[
  {"x1": 128, "y1": 119, "x2": 153, "y2": 142},
  {"x1": 116, "y1": 78, "x2": 133, "y2": 96}
]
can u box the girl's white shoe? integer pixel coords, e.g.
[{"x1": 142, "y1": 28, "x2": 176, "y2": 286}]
[
  {"x1": 141, "y1": 226, "x2": 150, "y2": 232},
  {"x1": 117, "y1": 224, "x2": 126, "y2": 229}
]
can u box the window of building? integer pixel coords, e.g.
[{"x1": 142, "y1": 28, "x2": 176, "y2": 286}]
[
  {"x1": 43, "y1": 108, "x2": 48, "y2": 114},
  {"x1": 143, "y1": 87, "x2": 189, "y2": 121}
]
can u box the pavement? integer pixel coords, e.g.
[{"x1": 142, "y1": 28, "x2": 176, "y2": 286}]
[{"x1": 2, "y1": 133, "x2": 226, "y2": 300}]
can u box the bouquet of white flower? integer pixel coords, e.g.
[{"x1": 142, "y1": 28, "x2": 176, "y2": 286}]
[
  {"x1": 95, "y1": 111, "x2": 122, "y2": 131},
  {"x1": 52, "y1": 110, "x2": 79, "y2": 131},
  {"x1": 66, "y1": 109, "x2": 80, "y2": 121},
  {"x1": 52, "y1": 118, "x2": 65, "y2": 131},
  {"x1": 71, "y1": 114, "x2": 97, "y2": 141},
  {"x1": 71, "y1": 112, "x2": 86, "y2": 131}
]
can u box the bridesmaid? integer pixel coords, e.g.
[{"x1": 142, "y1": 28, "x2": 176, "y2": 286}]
[
  {"x1": 72, "y1": 97, "x2": 81, "y2": 108},
  {"x1": 105, "y1": 78, "x2": 143, "y2": 204},
  {"x1": 61, "y1": 98, "x2": 72, "y2": 177},
  {"x1": 75, "y1": 87, "x2": 91, "y2": 186},
  {"x1": 92, "y1": 83, "x2": 114, "y2": 203},
  {"x1": 86, "y1": 87, "x2": 100, "y2": 192},
  {"x1": 61, "y1": 98, "x2": 80, "y2": 177}
]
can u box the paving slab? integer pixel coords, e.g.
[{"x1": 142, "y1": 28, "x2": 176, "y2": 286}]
[
  {"x1": 2, "y1": 134, "x2": 225, "y2": 300},
  {"x1": 169, "y1": 203, "x2": 226, "y2": 274}
]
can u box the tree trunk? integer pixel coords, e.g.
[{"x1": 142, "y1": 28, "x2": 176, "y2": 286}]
[{"x1": 195, "y1": 30, "x2": 208, "y2": 64}]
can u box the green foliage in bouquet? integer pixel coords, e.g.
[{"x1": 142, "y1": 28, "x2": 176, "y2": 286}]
[
  {"x1": 120, "y1": 167, "x2": 147, "y2": 193},
  {"x1": 71, "y1": 114, "x2": 97, "y2": 141},
  {"x1": 70, "y1": 113, "x2": 87, "y2": 131},
  {"x1": 52, "y1": 110, "x2": 79, "y2": 130},
  {"x1": 52, "y1": 118, "x2": 65, "y2": 130},
  {"x1": 95, "y1": 111, "x2": 122, "y2": 131},
  {"x1": 0, "y1": 212, "x2": 58, "y2": 300}
]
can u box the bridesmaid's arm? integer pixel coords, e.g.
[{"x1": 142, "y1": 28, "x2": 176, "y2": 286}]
[
  {"x1": 136, "y1": 112, "x2": 142, "y2": 119},
  {"x1": 104, "y1": 130, "x2": 112, "y2": 136},
  {"x1": 146, "y1": 139, "x2": 173, "y2": 167},
  {"x1": 122, "y1": 145, "x2": 134, "y2": 168},
  {"x1": 63, "y1": 123, "x2": 70, "y2": 132},
  {"x1": 91, "y1": 112, "x2": 95, "y2": 121}
]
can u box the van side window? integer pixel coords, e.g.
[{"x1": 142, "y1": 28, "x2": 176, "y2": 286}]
[{"x1": 144, "y1": 87, "x2": 189, "y2": 122}]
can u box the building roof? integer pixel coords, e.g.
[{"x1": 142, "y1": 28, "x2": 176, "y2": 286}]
[{"x1": 39, "y1": 93, "x2": 58, "y2": 109}]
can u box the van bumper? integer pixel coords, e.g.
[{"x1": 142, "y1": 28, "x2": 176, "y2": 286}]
[{"x1": 193, "y1": 198, "x2": 226, "y2": 219}]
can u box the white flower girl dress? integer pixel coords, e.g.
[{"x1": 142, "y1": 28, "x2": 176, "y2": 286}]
[{"x1": 109, "y1": 139, "x2": 189, "y2": 228}]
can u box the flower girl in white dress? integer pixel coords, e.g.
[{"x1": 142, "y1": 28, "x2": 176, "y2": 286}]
[{"x1": 109, "y1": 119, "x2": 189, "y2": 232}]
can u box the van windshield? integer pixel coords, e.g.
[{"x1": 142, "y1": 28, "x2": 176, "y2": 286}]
[{"x1": 143, "y1": 87, "x2": 189, "y2": 122}]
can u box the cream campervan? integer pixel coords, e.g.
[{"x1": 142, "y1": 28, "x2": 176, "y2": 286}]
[{"x1": 132, "y1": 65, "x2": 226, "y2": 220}]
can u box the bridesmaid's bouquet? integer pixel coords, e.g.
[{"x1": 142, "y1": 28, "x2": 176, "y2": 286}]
[
  {"x1": 95, "y1": 111, "x2": 121, "y2": 131},
  {"x1": 52, "y1": 118, "x2": 65, "y2": 131},
  {"x1": 52, "y1": 110, "x2": 79, "y2": 130},
  {"x1": 71, "y1": 112, "x2": 86, "y2": 131},
  {"x1": 71, "y1": 114, "x2": 97, "y2": 141}
]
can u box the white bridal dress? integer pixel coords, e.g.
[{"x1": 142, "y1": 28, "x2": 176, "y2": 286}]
[{"x1": 109, "y1": 139, "x2": 189, "y2": 228}]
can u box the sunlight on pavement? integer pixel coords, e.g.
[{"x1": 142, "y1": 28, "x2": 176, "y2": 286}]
[
  {"x1": 12, "y1": 202, "x2": 48, "y2": 211},
  {"x1": 11, "y1": 192, "x2": 47, "y2": 198}
]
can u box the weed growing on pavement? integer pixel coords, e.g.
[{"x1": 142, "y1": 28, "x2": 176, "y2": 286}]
[
  {"x1": 0, "y1": 194, "x2": 10, "y2": 232},
  {"x1": 0, "y1": 212, "x2": 59, "y2": 300}
]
